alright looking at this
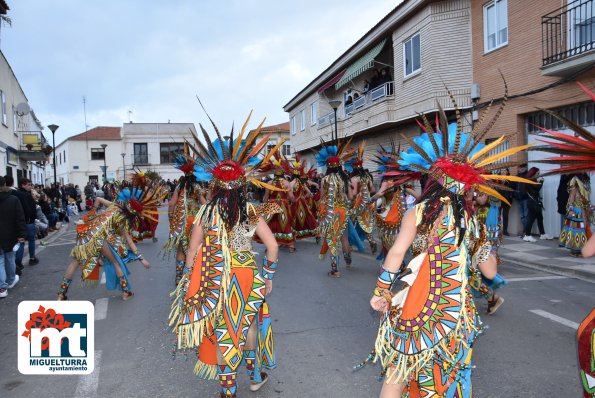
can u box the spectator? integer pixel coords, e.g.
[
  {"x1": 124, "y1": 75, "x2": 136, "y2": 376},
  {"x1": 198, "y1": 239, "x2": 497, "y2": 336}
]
[
  {"x1": 556, "y1": 174, "x2": 573, "y2": 231},
  {"x1": 362, "y1": 79, "x2": 371, "y2": 94},
  {"x1": 75, "y1": 184, "x2": 82, "y2": 212},
  {"x1": 16, "y1": 178, "x2": 39, "y2": 266},
  {"x1": 522, "y1": 167, "x2": 553, "y2": 242},
  {"x1": 0, "y1": 176, "x2": 26, "y2": 297},
  {"x1": 39, "y1": 192, "x2": 58, "y2": 231},
  {"x1": 84, "y1": 182, "x2": 95, "y2": 201},
  {"x1": 370, "y1": 68, "x2": 381, "y2": 89},
  {"x1": 515, "y1": 164, "x2": 529, "y2": 233},
  {"x1": 499, "y1": 168, "x2": 514, "y2": 236},
  {"x1": 32, "y1": 190, "x2": 49, "y2": 239}
]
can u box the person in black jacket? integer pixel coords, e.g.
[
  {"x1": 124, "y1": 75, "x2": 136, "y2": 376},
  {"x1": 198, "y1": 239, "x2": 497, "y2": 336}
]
[
  {"x1": 0, "y1": 176, "x2": 26, "y2": 297},
  {"x1": 522, "y1": 167, "x2": 553, "y2": 242},
  {"x1": 14, "y1": 178, "x2": 39, "y2": 267},
  {"x1": 556, "y1": 174, "x2": 574, "y2": 233}
]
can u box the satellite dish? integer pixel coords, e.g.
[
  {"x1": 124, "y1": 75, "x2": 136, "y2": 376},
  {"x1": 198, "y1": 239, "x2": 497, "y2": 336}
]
[{"x1": 16, "y1": 103, "x2": 30, "y2": 116}]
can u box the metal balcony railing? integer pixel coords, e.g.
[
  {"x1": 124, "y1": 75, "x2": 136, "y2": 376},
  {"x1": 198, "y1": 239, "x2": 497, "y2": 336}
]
[
  {"x1": 318, "y1": 111, "x2": 336, "y2": 127},
  {"x1": 542, "y1": 0, "x2": 595, "y2": 66},
  {"x1": 344, "y1": 81, "x2": 394, "y2": 116}
]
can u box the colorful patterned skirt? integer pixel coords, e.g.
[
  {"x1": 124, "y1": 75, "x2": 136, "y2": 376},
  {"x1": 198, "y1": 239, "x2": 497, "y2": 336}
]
[
  {"x1": 560, "y1": 206, "x2": 589, "y2": 251},
  {"x1": 292, "y1": 195, "x2": 318, "y2": 239},
  {"x1": 262, "y1": 199, "x2": 295, "y2": 246}
]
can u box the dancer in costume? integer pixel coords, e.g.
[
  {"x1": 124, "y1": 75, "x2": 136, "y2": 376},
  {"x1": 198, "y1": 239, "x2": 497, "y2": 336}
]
[
  {"x1": 259, "y1": 154, "x2": 296, "y2": 251},
  {"x1": 315, "y1": 131, "x2": 357, "y2": 277},
  {"x1": 474, "y1": 191, "x2": 507, "y2": 314},
  {"x1": 371, "y1": 141, "x2": 420, "y2": 264},
  {"x1": 130, "y1": 172, "x2": 163, "y2": 243},
  {"x1": 347, "y1": 142, "x2": 378, "y2": 254},
  {"x1": 559, "y1": 173, "x2": 591, "y2": 257},
  {"x1": 164, "y1": 152, "x2": 202, "y2": 285},
  {"x1": 289, "y1": 159, "x2": 318, "y2": 240},
  {"x1": 169, "y1": 109, "x2": 285, "y2": 398},
  {"x1": 364, "y1": 88, "x2": 535, "y2": 397},
  {"x1": 57, "y1": 182, "x2": 167, "y2": 300}
]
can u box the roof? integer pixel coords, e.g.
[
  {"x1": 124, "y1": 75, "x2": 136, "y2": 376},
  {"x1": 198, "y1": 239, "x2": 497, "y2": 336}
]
[
  {"x1": 252, "y1": 122, "x2": 289, "y2": 134},
  {"x1": 68, "y1": 126, "x2": 121, "y2": 141},
  {"x1": 283, "y1": 0, "x2": 429, "y2": 111}
]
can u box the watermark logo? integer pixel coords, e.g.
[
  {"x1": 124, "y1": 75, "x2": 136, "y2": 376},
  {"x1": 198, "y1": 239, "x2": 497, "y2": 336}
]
[{"x1": 18, "y1": 301, "x2": 94, "y2": 375}]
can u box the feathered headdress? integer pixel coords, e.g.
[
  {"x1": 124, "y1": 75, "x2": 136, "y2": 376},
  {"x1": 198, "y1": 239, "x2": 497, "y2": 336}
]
[
  {"x1": 372, "y1": 139, "x2": 421, "y2": 187},
  {"x1": 344, "y1": 141, "x2": 366, "y2": 174},
  {"x1": 115, "y1": 180, "x2": 167, "y2": 223},
  {"x1": 531, "y1": 82, "x2": 595, "y2": 176},
  {"x1": 289, "y1": 153, "x2": 307, "y2": 177},
  {"x1": 188, "y1": 100, "x2": 286, "y2": 193},
  {"x1": 315, "y1": 125, "x2": 357, "y2": 170},
  {"x1": 398, "y1": 83, "x2": 535, "y2": 204}
]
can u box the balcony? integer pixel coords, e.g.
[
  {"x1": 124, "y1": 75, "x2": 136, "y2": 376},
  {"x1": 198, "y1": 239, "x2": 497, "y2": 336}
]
[
  {"x1": 318, "y1": 111, "x2": 336, "y2": 128},
  {"x1": 344, "y1": 81, "x2": 394, "y2": 117},
  {"x1": 542, "y1": 0, "x2": 595, "y2": 76},
  {"x1": 17, "y1": 131, "x2": 52, "y2": 162}
]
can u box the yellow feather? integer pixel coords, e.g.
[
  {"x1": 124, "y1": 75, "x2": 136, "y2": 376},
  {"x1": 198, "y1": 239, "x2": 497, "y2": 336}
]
[
  {"x1": 481, "y1": 175, "x2": 540, "y2": 184},
  {"x1": 468, "y1": 136, "x2": 506, "y2": 162},
  {"x1": 250, "y1": 178, "x2": 286, "y2": 192},
  {"x1": 261, "y1": 138, "x2": 288, "y2": 166},
  {"x1": 476, "y1": 144, "x2": 534, "y2": 167},
  {"x1": 246, "y1": 132, "x2": 273, "y2": 159},
  {"x1": 233, "y1": 110, "x2": 253, "y2": 158},
  {"x1": 238, "y1": 118, "x2": 266, "y2": 161},
  {"x1": 477, "y1": 185, "x2": 510, "y2": 205}
]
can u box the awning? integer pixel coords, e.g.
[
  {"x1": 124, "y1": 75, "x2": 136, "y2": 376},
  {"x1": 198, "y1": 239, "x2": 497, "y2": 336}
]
[
  {"x1": 335, "y1": 39, "x2": 386, "y2": 90},
  {"x1": 318, "y1": 69, "x2": 346, "y2": 93}
]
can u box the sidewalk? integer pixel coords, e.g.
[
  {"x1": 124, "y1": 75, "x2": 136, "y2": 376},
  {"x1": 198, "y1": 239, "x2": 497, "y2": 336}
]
[{"x1": 499, "y1": 235, "x2": 595, "y2": 283}]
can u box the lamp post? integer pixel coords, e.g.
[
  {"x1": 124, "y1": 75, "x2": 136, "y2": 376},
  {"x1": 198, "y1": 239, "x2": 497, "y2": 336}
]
[
  {"x1": 47, "y1": 124, "x2": 59, "y2": 186},
  {"x1": 100, "y1": 144, "x2": 108, "y2": 183},
  {"x1": 328, "y1": 100, "x2": 342, "y2": 137},
  {"x1": 121, "y1": 152, "x2": 126, "y2": 180}
]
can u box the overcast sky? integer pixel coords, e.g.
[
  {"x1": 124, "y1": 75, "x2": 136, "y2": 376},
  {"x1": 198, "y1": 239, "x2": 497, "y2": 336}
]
[{"x1": 2, "y1": 0, "x2": 399, "y2": 145}]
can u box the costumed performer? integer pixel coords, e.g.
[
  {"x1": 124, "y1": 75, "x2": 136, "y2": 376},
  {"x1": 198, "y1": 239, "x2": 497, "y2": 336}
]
[
  {"x1": 289, "y1": 158, "x2": 318, "y2": 240},
  {"x1": 168, "y1": 109, "x2": 285, "y2": 398}
]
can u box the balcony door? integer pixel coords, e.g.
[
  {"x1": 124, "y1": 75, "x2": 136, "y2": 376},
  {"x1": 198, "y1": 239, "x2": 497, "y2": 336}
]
[
  {"x1": 134, "y1": 143, "x2": 148, "y2": 164},
  {"x1": 568, "y1": 0, "x2": 595, "y2": 54}
]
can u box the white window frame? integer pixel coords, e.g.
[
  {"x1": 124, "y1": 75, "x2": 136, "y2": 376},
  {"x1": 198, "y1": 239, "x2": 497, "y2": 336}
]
[
  {"x1": 290, "y1": 115, "x2": 296, "y2": 136},
  {"x1": 300, "y1": 109, "x2": 305, "y2": 131},
  {"x1": 403, "y1": 32, "x2": 421, "y2": 78},
  {"x1": 310, "y1": 101, "x2": 318, "y2": 126},
  {"x1": 483, "y1": 0, "x2": 508, "y2": 54},
  {"x1": 1, "y1": 90, "x2": 7, "y2": 126}
]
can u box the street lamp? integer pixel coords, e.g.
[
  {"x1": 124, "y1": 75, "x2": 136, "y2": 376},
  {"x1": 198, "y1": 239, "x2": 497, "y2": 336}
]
[
  {"x1": 121, "y1": 152, "x2": 126, "y2": 180},
  {"x1": 328, "y1": 100, "x2": 341, "y2": 138},
  {"x1": 100, "y1": 143, "x2": 108, "y2": 183},
  {"x1": 47, "y1": 124, "x2": 59, "y2": 186}
]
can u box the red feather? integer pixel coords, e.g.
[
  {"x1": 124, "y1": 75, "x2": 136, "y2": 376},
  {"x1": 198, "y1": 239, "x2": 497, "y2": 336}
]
[{"x1": 435, "y1": 157, "x2": 485, "y2": 185}]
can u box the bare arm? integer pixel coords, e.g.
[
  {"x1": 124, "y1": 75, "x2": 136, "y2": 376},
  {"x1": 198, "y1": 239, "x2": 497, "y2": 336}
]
[
  {"x1": 255, "y1": 217, "x2": 279, "y2": 295},
  {"x1": 94, "y1": 197, "x2": 113, "y2": 208},
  {"x1": 122, "y1": 229, "x2": 150, "y2": 268},
  {"x1": 169, "y1": 186, "x2": 180, "y2": 214},
  {"x1": 263, "y1": 188, "x2": 270, "y2": 202},
  {"x1": 582, "y1": 234, "x2": 595, "y2": 258},
  {"x1": 285, "y1": 181, "x2": 295, "y2": 202},
  {"x1": 372, "y1": 181, "x2": 389, "y2": 201}
]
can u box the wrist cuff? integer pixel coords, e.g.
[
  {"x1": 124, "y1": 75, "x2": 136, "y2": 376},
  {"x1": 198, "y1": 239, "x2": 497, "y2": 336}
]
[
  {"x1": 376, "y1": 268, "x2": 397, "y2": 291},
  {"x1": 262, "y1": 258, "x2": 278, "y2": 280}
]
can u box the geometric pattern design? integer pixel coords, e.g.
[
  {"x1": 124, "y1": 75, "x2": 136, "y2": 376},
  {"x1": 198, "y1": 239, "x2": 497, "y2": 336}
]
[
  {"x1": 258, "y1": 301, "x2": 276, "y2": 369},
  {"x1": 317, "y1": 174, "x2": 349, "y2": 258},
  {"x1": 291, "y1": 179, "x2": 318, "y2": 239},
  {"x1": 375, "y1": 187, "x2": 409, "y2": 253},
  {"x1": 262, "y1": 177, "x2": 295, "y2": 246},
  {"x1": 351, "y1": 174, "x2": 375, "y2": 235},
  {"x1": 560, "y1": 205, "x2": 589, "y2": 251}
]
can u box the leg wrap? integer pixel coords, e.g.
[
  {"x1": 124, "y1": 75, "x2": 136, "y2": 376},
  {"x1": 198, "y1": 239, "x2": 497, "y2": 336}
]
[
  {"x1": 175, "y1": 260, "x2": 184, "y2": 284},
  {"x1": 331, "y1": 256, "x2": 339, "y2": 272},
  {"x1": 58, "y1": 277, "x2": 72, "y2": 294},
  {"x1": 119, "y1": 276, "x2": 131, "y2": 293},
  {"x1": 343, "y1": 250, "x2": 352, "y2": 266},
  {"x1": 218, "y1": 365, "x2": 237, "y2": 397},
  {"x1": 244, "y1": 349, "x2": 256, "y2": 380}
]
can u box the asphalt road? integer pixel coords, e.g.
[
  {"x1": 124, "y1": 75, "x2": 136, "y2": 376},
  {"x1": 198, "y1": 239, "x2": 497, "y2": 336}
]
[{"x1": 0, "y1": 215, "x2": 592, "y2": 398}]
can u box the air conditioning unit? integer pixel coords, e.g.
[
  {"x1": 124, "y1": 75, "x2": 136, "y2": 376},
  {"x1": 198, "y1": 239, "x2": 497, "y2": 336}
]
[{"x1": 471, "y1": 83, "x2": 480, "y2": 100}]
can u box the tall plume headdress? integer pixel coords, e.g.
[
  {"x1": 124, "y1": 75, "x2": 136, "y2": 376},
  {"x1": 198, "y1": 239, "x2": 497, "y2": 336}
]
[
  {"x1": 530, "y1": 81, "x2": 595, "y2": 176},
  {"x1": 315, "y1": 121, "x2": 357, "y2": 171},
  {"x1": 398, "y1": 82, "x2": 536, "y2": 204},
  {"x1": 372, "y1": 138, "x2": 421, "y2": 188}
]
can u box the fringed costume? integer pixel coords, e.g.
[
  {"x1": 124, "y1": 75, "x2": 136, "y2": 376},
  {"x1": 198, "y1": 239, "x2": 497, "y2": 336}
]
[
  {"x1": 129, "y1": 172, "x2": 163, "y2": 242},
  {"x1": 290, "y1": 160, "x2": 318, "y2": 239},
  {"x1": 347, "y1": 142, "x2": 378, "y2": 253},
  {"x1": 560, "y1": 175, "x2": 591, "y2": 254},
  {"x1": 168, "y1": 108, "x2": 284, "y2": 398},
  {"x1": 362, "y1": 86, "x2": 535, "y2": 397},
  {"x1": 315, "y1": 132, "x2": 357, "y2": 277},
  {"x1": 58, "y1": 182, "x2": 167, "y2": 299},
  {"x1": 259, "y1": 159, "x2": 295, "y2": 248}
]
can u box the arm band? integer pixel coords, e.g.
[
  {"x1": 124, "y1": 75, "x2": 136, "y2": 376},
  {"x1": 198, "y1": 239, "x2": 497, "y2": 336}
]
[
  {"x1": 262, "y1": 258, "x2": 278, "y2": 280},
  {"x1": 373, "y1": 268, "x2": 397, "y2": 296}
]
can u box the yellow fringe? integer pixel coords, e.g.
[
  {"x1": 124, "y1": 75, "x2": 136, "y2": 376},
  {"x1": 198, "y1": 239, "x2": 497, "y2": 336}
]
[{"x1": 194, "y1": 359, "x2": 218, "y2": 380}]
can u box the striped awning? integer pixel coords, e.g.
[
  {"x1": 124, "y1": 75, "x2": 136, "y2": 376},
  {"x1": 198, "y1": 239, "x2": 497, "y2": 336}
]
[
  {"x1": 335, "y1": 39, "x2": 386, "y2": 90},
  {"x1": 318, "y1": 69, "x2": 346, "y2": 93}
]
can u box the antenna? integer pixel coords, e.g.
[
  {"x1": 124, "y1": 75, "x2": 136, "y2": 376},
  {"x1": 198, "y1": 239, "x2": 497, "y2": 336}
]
[{"x1": 15, "y1": 103, "x2": 30, "y2": 116}]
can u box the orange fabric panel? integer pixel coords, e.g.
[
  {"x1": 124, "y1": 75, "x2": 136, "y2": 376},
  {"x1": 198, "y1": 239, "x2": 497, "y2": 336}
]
[
  {"x1": 400, "y1": 254, "x2": 430, "y2": 320},
  {"x1": 198, "y1": 333, "x2": 218, "y2": 366}
]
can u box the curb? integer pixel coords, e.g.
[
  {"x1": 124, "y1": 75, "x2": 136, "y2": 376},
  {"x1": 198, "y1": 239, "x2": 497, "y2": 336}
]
[
  {"x1": 22, "y1": 221, "x2": 73, "y2": 262},
  {"x1": 499, "y1": 253, "x2": 595, "y2": 284}
]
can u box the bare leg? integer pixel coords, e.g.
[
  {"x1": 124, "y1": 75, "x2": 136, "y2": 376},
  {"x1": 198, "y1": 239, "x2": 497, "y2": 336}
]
[
  {"x1": 380, "y1": 381, "x2": 404, "y2": 398},
  {"x1": 341, "y1": 231, "x2": 352, "y2": 268},
  {"x1": 175, "y1": 246, "x2": 185, "y2": 284},
  {"x1": 101, "y1": 243, "x2": 132, "y2": 299}
]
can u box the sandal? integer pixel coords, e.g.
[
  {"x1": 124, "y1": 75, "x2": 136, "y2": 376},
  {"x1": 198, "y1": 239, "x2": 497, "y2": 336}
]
[
  {"x1": 57, "y1": 293, "x2": 68, "y2": 301},
  {"x1": 249, "y1": 372, "x2": 269, "y2": 392},
  {"x1": 570, "y1": 251, "x2": 583, "y2": 258},
  {"x1": 288, "y1": 246, "x2": 297, "y2": 253},
  {"x1": 122, "y1": 291, "x2": 135, "y2": 301},
  {"x1": 487, "y1": 294, "x2": 504, "y2": 315},
  {"x1": 327, "y1": 270, "x2": 341, "y2": 278}
]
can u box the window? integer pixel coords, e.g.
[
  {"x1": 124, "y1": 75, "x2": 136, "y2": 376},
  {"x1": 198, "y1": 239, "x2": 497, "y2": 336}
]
[
  {"x1": 63, "y1": 150, "x2": 66, "y2": 163},
  {"x1": 300, "y1": 109, "x2": 305, "y2": 131},
  {"x1": 91, "y1": 148, "x2": 105, "y2": 160},
  {"x1": 133, "y1": 143, "x2": 149, "y2": 164},
  {"x1": 290, "y1": 116, "x2": 296, "y2": 135},
  {"x1": 266, "y1": 139, "x2": 278, "y2": 153},
  {"x1": 282, "y1": 144, "x2": 291, "y2": 156},
  {"x1": 526, "y1": 101, "x2": 595, "y2": 134},
  {"x1": 484, "y1": 0, "x2": 508, "y2": 53},
  {"x1": 310, "y1": 101, "x2": 318, "y2": 125},
  {"x1": 404, "y1": 33, "x2": 421, "y2": 77},
  {"x1": 1, "y1": 91, "x2": 6, "y2": 126},
  {"x1": 59, "y1": 152, "x2": 61, "y2": 164},
  {"x1": 485, "y1": 137, "x2": 509, "y2": 164},
  {"x1": 160, "y1": 142, "x2": 184, "y2": 164}
]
